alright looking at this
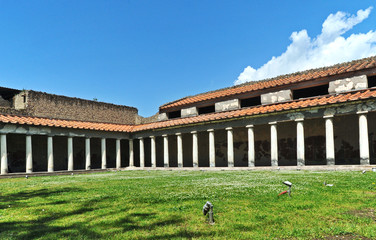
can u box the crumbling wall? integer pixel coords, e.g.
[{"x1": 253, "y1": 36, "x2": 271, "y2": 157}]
[{"x1": 26, "y1": 91, "x2": 138, "y2": 124}]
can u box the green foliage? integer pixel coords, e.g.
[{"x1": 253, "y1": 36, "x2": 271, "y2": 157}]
[{"x1": 0, "y1": 170, "x2": 375, "y2": 239}]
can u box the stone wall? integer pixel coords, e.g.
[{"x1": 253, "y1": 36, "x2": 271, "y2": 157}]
[{"x1": 25, "y1": 91, "x2": 139, "y2": 124}]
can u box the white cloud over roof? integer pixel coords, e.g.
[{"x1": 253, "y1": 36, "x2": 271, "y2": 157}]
[{"x1": 235, "y1": 7, "x2": 376, "y2": 85}]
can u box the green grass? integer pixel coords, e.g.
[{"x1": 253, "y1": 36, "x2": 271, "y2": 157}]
[{"x1": 0, "y1": 170, "x2": 376, "y2": 239}]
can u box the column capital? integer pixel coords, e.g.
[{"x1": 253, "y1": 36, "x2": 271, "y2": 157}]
[
  {"x1": 207, "y1": 129, "x2": 214, "y2": 132},
  {"x1": 191, "y1": 131, "x2": 197, "y2": 134},
  {"x1": 323, "y1": 115, "x2": 334, "y2": 119},
  {"x1": 162, "y1": 134, "x2": 168, "y2": 137},
  {"x1": 269, "y1": 121, "x2": 277, "y2": 125},
  {"x1": 150, "y1": 136, "x2": 155, "y2": 139},
  {"x1": 295, "y1": 118, "x2": 304, "y2": 122},
  {"x1": 138, "y1": 137, "x2": 143, "y2": 140},
  {"x1": 246, "y1": 124, "x2": 254, "y2": 128},
  {"x1": 225, "y1": 127, "x2": 233, "y2": 131},
  {"x1": 357, "y1": 111, "x2": 368, "y2": 115},
  {"x1": 175, "y1": 133, "x2": 182, "y2": 136}
]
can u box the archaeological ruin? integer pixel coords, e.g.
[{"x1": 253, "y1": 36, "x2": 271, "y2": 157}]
[{"x1": 1, "y1": 56, "x2": 376, "y2": 174}]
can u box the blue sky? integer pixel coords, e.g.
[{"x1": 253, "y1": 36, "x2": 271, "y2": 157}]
[{"x1": 0, "y1": 1, "x2": 375, "y2": 117}]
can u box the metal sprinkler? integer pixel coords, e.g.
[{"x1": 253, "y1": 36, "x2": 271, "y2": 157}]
[
  {"x1": 203, "y1": 201, "x2": 214, "y2": 224},
  {"x1": 278, "y1": 181, "x2": 292, "y2": 197}
]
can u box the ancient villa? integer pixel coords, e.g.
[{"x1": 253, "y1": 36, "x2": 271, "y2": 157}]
[{"x1": 1, "y1": 56, "x2": 376, "y2": 174}]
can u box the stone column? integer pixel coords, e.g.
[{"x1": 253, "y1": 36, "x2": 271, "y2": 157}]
[
  {"x1": 226, "y1": 127, "x2": 234, "y2": 167},
  {"x1": 150, "y1": 136, "x2": 156, "y2": 168},
  {"x1": 1, "y1": 134, "x2": 8, "y2": 174},
  {"x1": 296, "y1": 119, "x2": 305, "y2": 166},
  {"x1": 191, "y1": 131, "x2": 198, "y2": 168},
  {"x1": 129, "y1": 139, "x2": 134, "y2": 167},
  {"x1": 139, "y1": 137, "x2": 145, "y2": 168},
  {"x1": 358, "y1": 111, "x2": 370, "y2": 165},
  {"x1": 208, "y1": 129, "x2": 215, "y2": 167},
  {"x1": 246, "y1": 125, "x2": 255, "y2": 167},
  {"x1": 101, "y1": 138, "x2": 106, "y2": 169},
  {"x1": 85, "y1": 138, "x2": 91, "y2": 170},
  {"x1": 67, "y1": 137, "x2": 73, "y2": 171},
  {"x1": 163, "y1": 134, "x2": 169, "y2": 167},
  {"x1": 176, "y1": 133, "x2": 183, "y2": 168},
  {"x1": 116, "y1": 139, "x2": 121, "y2": 169},
  {"x1": 269, "y1": 122, "x2": 278, "y2": 167},
  {"x1": 26, "y1": 135, "x2": 33, "y2": 173},
  {"x1": 47, "y1": 136, "x2": 54, "y2": 172},
  {"x1": 324, "y1": 115, "x2": 335, "y2": 165}
]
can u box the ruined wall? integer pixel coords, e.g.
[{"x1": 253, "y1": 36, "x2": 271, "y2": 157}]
[
  {"x1": 135, "y1": 113, "x2": 159, "y2": 124},
  {"x1": 25, "y1": 91, "x2": 138, "y2": 124},
  {"x1": 254, "y1": 124, "x2": 271, "y2": 166},
  {"x1": 305, "y1": 118, "x2": 326, "y2": 165},
  {"x1": 233, "y1": 127, "x2": 248, "y2": 167},
  {"x1": 334, "y1": 115, "x2": 359, "y2": 165}
]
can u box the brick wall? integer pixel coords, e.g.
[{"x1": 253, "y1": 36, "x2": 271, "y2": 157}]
[{"x1": 24, "y1": 91, "x2": 139, "y2": 124}]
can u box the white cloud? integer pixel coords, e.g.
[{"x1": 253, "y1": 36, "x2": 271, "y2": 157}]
[{"x1": 235, "y1": 7, "x2": 376, "y2": 85}]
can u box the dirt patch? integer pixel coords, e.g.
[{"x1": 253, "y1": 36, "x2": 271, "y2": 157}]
[
  {"x1": 323, "y1": 235, "x2": 371, "y2": 240},
  {"x1": 346, "y1": 208, "x2": 375, "y2": 219}
]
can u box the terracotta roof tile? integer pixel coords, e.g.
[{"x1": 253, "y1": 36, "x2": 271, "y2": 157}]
[{"x1": 160, "y1": 56, "x2": 376, "y2": 110}]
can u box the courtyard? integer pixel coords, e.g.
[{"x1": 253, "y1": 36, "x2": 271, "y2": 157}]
[{"x1": 0, "y1": 170, "x2": 375, "y2": 239}]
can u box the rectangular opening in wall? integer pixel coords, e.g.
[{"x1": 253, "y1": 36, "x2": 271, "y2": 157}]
[
  {"x1": 368, "y1": 75, "x2": 376, "y2": 88},
  {"x1": 293, "y1": 84, "x2": 329, "y2": 100},
  {"x1": 240, "y1": 96, "x2": 261, "y2": 108},
  {"x1": 198, "y1": 105, "x2": 215, "y2": 115},
  {"x1": 168, "y1": 110, "x2": 181, "y2": 119}
]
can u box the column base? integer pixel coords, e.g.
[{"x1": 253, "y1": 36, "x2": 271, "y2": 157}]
[
  {"x1": 360, "y1": 158, "x2": 370, "y2": 165},
  {"x1": 297, "y1": 159, "x2": 305, "y2": 166},
  {"x1": 326, "y1": 159, "x2": 335, "y2": 165}
]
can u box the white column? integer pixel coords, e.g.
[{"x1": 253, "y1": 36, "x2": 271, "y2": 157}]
[
  {"x1": 101, "y1": 138, "x2": 106, "y2": 169},
  {"x1": 270, "y1": 122, "x2": 278, "y2": 167},
  {"x1": 129, "y1": 139, "x2": 134, "y2": 167},
  {"x1": 296, "y1": 119, "x2": 305, "y2": 166},
  {"x1": 1, "y1": 134, "x2": 8, "y2": 174},
  {"x1": 47, "y1": 136, "x2": 54, "y2": 172},
  {"x1": 67, "y1": 137, "x2": 73, "y2": 171},
  {"x1": 358, "y1": 111, "x2": 370, "y2": 165},
  {"x1": 150, "y1": 136, "x2": 156, "y2": 168},
  {"x1": 26, "y1": 135, "x2": 33, "y2": 173},
  {"x1": 246, "y1": 125, "x2": 255, "y2": 167},
  {"x1": 208, "y1": 129, "x2": 215, "y2": 167},
  {"x1": 176, "y1": 133, "x2": 183, "y2": 168},
  {"x1": 139, "y1": 137, "x2": 145, "y2": 168},
  {"x1": 191, "y1": 131, "x2": 198, "y2": 168},
  {"x1": 163, "y1": 134, "x2": 169, "y2": 167},
  {"x1": 226, "y1": 127, "x2": 234, "y2": 167},
  {"x1": 324, "y1": 115, "x2": 335, "y2": 165},
  {"x1": 116, "y1": 139, "x2": 121, "y2": 169},
  {"x1": 85, "y1": 138, "x2": 91, "y2": 170}
]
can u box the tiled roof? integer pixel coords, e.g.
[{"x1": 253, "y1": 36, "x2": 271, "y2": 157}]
[
  {"x1": 0, "y1": 115, "x2": 133, "y2": 132},
  {"x1": 134, "y1": 88, "x2": 376, "y2": 132},
  {"x1": 160, "y1": 56, "x2": 376, "y2": 110},
  {"x1": 0, "y1": 87, "x2": 376, "y2": 134}
]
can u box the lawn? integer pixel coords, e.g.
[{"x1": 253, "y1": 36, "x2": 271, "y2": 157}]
[{"x1": 0, "y1": 170, "x2": 375, "y2": 239}]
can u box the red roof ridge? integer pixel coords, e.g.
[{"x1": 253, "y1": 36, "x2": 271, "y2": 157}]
[{"x1": 160, "y1": 56, "x2": 376, "y2": 110}]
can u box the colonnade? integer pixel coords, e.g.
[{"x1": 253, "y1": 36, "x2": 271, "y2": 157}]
[
  {"x1": 133, "y1": 112, "x2": 371, "y2": 168},
  {"x1": 0, "y1": 136, "x2": 124, "y2": 174},
  {"x1": 0, "y1": 111, "x2": 372, "y2": 174}
]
